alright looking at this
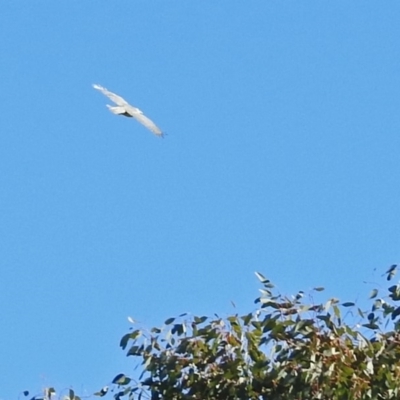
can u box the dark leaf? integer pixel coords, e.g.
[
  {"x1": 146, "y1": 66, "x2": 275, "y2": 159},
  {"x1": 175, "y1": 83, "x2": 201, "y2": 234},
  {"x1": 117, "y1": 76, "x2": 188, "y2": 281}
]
[
  {"x1": 386, "y1": 264, "x2": 397, "y2": 280},
  {"x1": 112, "y1": 373, "x2": 131, "y2": 385},
  {"x1": 171, "y1": 323, "x2": 185, "y2": 335},
  {"x1": 194, "y1": 316, "x2": 208, "y2": 324},
  {"x1": 241, "y1": 313, "x2": 253, "y2": 325},
  {"x1": 388, "y1": 285, "x2": 397, "y2": 293},
  {"x1": 120, "y1": 334, "x2": 130, "y2": 350},
  {"x1": 391, "y1": 306, "x2": 400, "y2": 320},
  {"x1": 367, "y1": 312, "x2": 375, "y2": 321},
  {"x1": 127, "y1": 345, "x2": 143, "y2": 356},
  {"x1": 362, "y1": 322, "x2": 379, "y2": 330},
  {"x1": 120, "y1": 330, "x2": 141, "y2": 350}
]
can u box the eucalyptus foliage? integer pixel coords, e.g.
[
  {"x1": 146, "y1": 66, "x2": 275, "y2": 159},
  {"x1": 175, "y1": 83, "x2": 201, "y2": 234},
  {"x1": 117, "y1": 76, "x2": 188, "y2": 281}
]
[{"x1": 28, "y1": 265, "x2": 400, "y2": 400}]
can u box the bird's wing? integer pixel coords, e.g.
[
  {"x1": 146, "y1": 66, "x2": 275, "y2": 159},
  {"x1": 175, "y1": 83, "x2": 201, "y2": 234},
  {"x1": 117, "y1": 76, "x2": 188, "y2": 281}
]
[
  {"x1": 131, "y1": 112, "x2": 164, "y2": 137},
  {"x1": 93, "y1": 84, "x2": 128, "y2": 106}
]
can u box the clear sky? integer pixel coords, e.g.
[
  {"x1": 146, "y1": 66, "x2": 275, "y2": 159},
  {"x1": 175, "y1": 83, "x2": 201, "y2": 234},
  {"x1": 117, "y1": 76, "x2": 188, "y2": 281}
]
[{"x1": 1, "y1": 2, "x2": 400, "y2": 398}]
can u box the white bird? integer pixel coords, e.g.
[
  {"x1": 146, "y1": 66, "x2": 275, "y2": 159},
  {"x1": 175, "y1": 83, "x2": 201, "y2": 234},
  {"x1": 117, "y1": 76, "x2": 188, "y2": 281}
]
[{"x1": 93, "y1": 84, "x2": 163, "y2": 137}]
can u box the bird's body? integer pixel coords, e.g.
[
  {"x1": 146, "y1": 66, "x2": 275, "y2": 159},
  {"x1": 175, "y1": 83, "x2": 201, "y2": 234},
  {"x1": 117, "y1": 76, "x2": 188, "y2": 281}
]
[{"x1": 93, "y1": 84, "x2": 163, "y2": 137}]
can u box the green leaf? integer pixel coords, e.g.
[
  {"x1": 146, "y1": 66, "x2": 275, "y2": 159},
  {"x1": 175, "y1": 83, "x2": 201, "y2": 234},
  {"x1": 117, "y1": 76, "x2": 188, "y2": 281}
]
[
  {"x1": 317, "y1": 315, "x2": 331, "y2": 323},
  {"x1": 362, "y1": 322, "x2": 379, "y2": 330},
  {"x1": 127, "y1": 345, "x2": 141, "y2": 356},
  {"x1": 314, "y1": 287, "x2": 325, "y2": 292},
  {"x1": 333, "y1": 305, "x2": 341, "y2": 318},
  {"x1": 227, "y1": 315, "x2": 239, "y2": 324},
  {"x1": 345, "y1": 325, "x2": 358, "y2": 339},
  {"x1": 391, "y1": 306, "x2": 400, "y2": 320},
  {"x1": 112, "y1": 373, "x2": 131, "y2": 385},
  {"x1": 194, "y1": 316, "x2": 208, "y2": 324},
  {"x1": 120, "y1": 334, "x2": 130, "y2": 350},
  {"x1": 388, "y1": 285, "x2": 397, "y2": 293},
  {"x1": 241, "y1": 313, "x2": 253, "y2": 325},
  {"x1": 120, "y1": 330, "x2": 141, "y2": 350}
]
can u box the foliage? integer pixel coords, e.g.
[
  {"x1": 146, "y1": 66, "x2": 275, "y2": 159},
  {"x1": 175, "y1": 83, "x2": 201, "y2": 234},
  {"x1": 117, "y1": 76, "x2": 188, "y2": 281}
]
[
  {"x1": 27, "y1": 265, "x2": 400, "y2": 400},
  {"x1": 22, "y1": 389, "x2": 79, "y2": 400}
]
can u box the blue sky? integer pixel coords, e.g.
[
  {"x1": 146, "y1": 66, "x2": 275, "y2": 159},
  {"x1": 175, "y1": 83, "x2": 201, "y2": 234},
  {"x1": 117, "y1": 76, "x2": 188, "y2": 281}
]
[{"x1": 1, "y1": 1, "x2": 400, "y2": 398}]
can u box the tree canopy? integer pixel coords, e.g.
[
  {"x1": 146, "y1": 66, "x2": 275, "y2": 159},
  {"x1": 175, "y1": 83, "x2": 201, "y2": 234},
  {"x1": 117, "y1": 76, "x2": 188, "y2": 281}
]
[{"x1": 25, "y1": 265, "x2": 400, "y2": 400}]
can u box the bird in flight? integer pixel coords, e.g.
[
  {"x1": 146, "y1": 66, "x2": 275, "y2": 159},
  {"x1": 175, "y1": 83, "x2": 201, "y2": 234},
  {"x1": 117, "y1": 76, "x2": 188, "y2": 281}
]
[{"x1": 93, "y1": 84, "x2": 163, "y2": 137}]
